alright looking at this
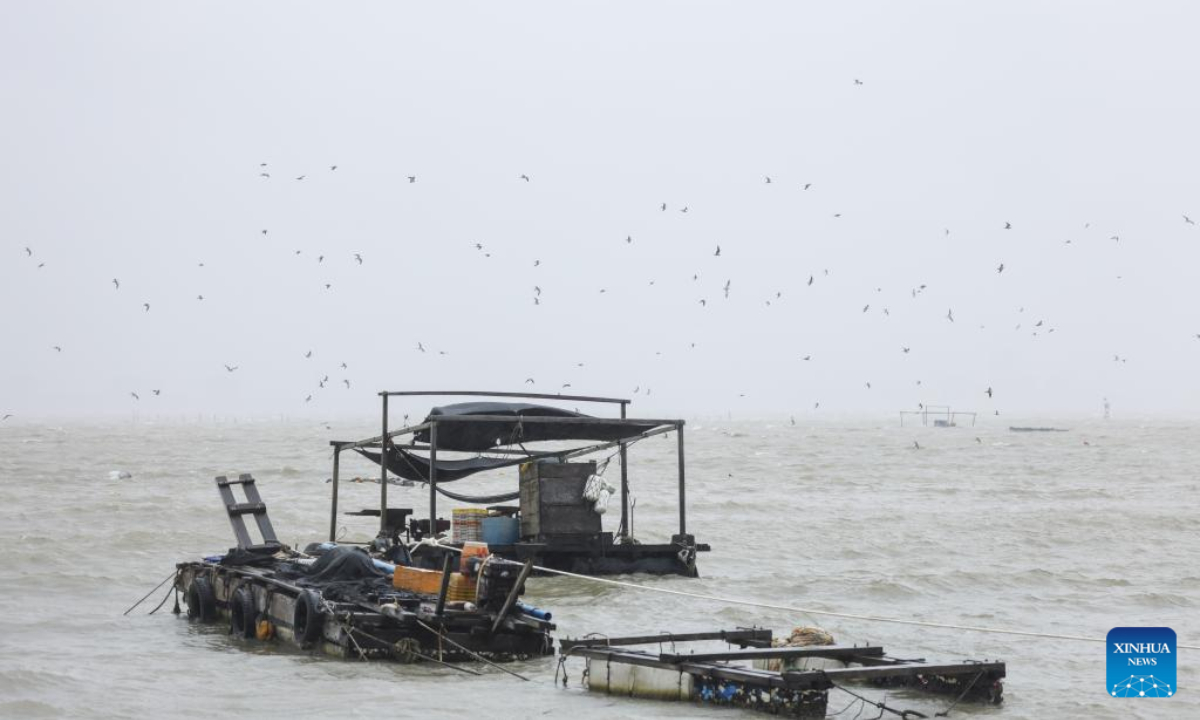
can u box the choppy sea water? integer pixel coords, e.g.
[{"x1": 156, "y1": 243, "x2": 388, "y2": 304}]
[{"x1": 0, "y1": 417, "x2": 1195, "y2": 719}]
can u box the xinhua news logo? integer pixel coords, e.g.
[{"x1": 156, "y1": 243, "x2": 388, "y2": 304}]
[{"x1": 1107, "y1": 627, "x2": 1176, "y2": 698}]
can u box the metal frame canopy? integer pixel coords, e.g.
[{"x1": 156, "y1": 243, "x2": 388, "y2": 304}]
[{"x1": 327, "y1": 390, "x2": 687, "y2": 544}]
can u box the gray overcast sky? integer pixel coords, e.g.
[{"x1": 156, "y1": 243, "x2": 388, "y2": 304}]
[{"x1": 2, "y1": 2, "x2": 1199, "y2": 419}]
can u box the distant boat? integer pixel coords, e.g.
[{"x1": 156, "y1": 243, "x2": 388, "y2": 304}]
[{"x1": 1008, "y1": 427, "x2": 1069, "y2": 432}]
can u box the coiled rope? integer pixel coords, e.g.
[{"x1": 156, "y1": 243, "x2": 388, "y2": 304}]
[{"x1": 417, "y1": 539, "x2": 1199, "y2": 650}]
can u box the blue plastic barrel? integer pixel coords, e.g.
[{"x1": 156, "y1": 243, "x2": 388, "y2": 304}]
[{"x1": 481, "y1": 516, "x2": 519, "y2": 545}]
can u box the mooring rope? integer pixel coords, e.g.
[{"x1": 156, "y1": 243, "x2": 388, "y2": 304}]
[
  {"x1": 415, "y1": 540, "x2": 1200, "y2": 650},
  {"x1": 123, "y1": 570, "x2": 177, "y2": 616}
]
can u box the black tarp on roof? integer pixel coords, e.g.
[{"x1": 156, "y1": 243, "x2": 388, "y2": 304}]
[
  {"x1": 412, "y1": 402, "x2": 660, "y2": 452},
  {"x1": 354, "y1": 446, "x2": 545, "y2": 482},
  {"x1": 354, "y1": 447, "x2": 532, "y2": 502}
]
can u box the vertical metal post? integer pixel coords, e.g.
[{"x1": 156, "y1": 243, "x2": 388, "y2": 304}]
[
  {"x1": 676, "y1": 421, "x2": 686, "y2": 536},
  {"x1": 434, "y1": 552, "x2": 454, "y2": 616},
  {"x1": 429, "y1": 420, "x2": 438, "y2": 539},
  {"x1": 380, "y1": 394, "x2": 389, "y2": 534},
  {"x1": 619, "y1": 401, "x2": 629, "y2": 538},
  {"x1": 330, "y1": 445, "x2": 341, "y2": 542}
]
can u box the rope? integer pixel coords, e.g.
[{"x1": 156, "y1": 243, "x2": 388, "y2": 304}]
[
  {"x1": 414, "y1": 618, "x2": 531, "y2": 681},
  {"x1": 935, "y1": 670, "x2": 984, "y2": 717},
  {"x1": 828, "y1": 681, "x2": 926, "y2": 719},
  {"x1": 416, "y1": 539, "x2": 1200, "y2": 650},
  {"x1": 123, "y1": 570, "x2": 178, "y2": 616},
  {"x1": 147, "y1": 579, "x2": 176, "y2": 615}
]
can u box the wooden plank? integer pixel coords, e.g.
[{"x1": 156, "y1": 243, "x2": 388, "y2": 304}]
[
  {"x1": 783, "y1": 661, "x2": 1006, "y2": 688},
  {"x1": 661, "y1": 645, "x2": 884, "y2": 663},
  {"x1": 561, "y1": 628, "x2": 773, "y2": 651}
]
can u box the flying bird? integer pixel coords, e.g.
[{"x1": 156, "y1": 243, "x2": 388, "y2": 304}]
[
  {"x1": 259, "y1": 172, "x2": 270, "y2": 178},
  {"x1": 1, "y1": 414, "x2": 12, "y2": 421},
  {"x1": 764, "y1": 176, "x2": 772, "y2": 184},
  {"x1": 1004, "y1": 222, "x2": 1012, "y2": 230},
  {"x1": 305, "y1": 395, "x2": 312, "y2": 403},
  {"x1": 408, "y1": 176, "x2": 416, "y2": 183},
  {"x1": 862, "y1": 304, "x2": 869, "y2": 313},
  {"x1": 854, "y1": 78, "x2": 863, "y2": 85},
  {"x1": 343, "y1": 379, "x2": 350, "y2": 389},
  {"x1": 53, "y1": 346, "x2": 62, "y2": 352},
  {"x1": 997, "y1": 263, "x2": 1005, "y2": 274},
  {"x1": 305, "y1": 350, "x2": 312, "y2": 358},
  {"x1": 986, "y1": 387, "x2": 993, "y2": 398},
  {"x1": 680, "y1": 206, "x2": 689, "y2": 213},
  {"x1": 714, "y1": 245, "x2": 721, "y2": 257},
  {"x1": 803, "y1": 183, "x2": 812, "y2": 190},
  {"x1": 296, "y1": 175, "x2": 305, "y2": 181},
  {"x1": 354, "y1": 253, "x2": 362, "y2": 264},
  {"x1": 525, "y1": 378, "x2": 535, "y2": 384},
  {"x1": 661, "y1": 202, "x2": 667, "y2": 211},
  {"x1": 417, "y1": 342, "x2": 426, "y2": 352},
  {"x1": 902, "y1": 347, "x2": 910, "y2": 354},
  {"x1": 223, "y1": 364, "x2": 238, "y2": 372},
  {"x1": 152, "y1": 389, "x2": 161, "y2": 396},
  {"x1": 626, "y1": 235, "x2": 632, "y2": 244},
  {"x1": 197, "y1": 295, "x2": 204, "y2": 300},
  {"x1": 802, "y1": 355, "x2": 811, "y2": 361},
  {"x1": 946, "y1": 309, "x2": 955, "y2": 322},
  {"x1": 723, "y1": 280, "x2": 731, "y2": 298},
  {"x1": 130, "y1": 392, "x2": 140, "y2": 400},
  {"x1": 112, "y1": 279, "x2": 120, "y2": 290},
  {"x1": 519, "y1": 174, "x2": 530, "y2": 182},
  {"x1": 24, "y1": 247, "x2": 32, "y2": 256},
  {"x1": 1185, "y1": 215, "x2": 1195, "y2": 225},
  {"x1": 262, "y1": 229, "x2": 268, "y2": 235},
  {"x1": 807, "y1": 275, "x2": 813, "y2": 286},
  {"x1": 143, "y1": 303, "x2": 150, "y2": 312}
]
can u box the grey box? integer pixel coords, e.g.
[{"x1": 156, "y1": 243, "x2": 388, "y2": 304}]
[{"x1": 519, "y1": 461, "x2": 601, "y2": 539}]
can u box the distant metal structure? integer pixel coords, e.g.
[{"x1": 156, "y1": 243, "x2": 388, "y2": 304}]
[{"x1": 899, "y1": 404, "x2": 977, "y2": 427}]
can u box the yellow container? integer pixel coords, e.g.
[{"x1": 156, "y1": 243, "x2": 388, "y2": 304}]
[
  {"x1": 447, "y1": 572, "x2": 478, "y2": 603},
  {"x1": 393, "y1": 566, "x2": 443, "y2": 594},
  {"x1": 453, "y1": 508, "x2": 487, "y2": 542}
]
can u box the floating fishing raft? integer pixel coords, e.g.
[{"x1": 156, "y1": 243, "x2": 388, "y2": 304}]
[
  {"x1": 560, "y1": 629, "x2": 1005, "y2": 718},
  {"x1": 174, "y1": 473, "x2": 554, "y2": 663}
]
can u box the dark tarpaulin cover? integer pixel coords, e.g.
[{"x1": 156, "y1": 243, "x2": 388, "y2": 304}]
[
  {"x1": 354, "y1": 446, "x2": 542, "y2": 482},
  {"x1": 354, "y1": 447, "x2": 527, "y2": 503},
  {"x1": 413, "y1": 402, "x2": 659, "y2": 451}
]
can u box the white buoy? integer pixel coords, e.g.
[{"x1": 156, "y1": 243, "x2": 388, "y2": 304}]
[{"x1": 107, "y1": 470, "x2": 132, "y2": 480}]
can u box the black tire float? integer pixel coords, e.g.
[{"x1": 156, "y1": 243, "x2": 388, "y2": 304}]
[
  {"x1": 229, "y1": 585, "x2": 257, "y2": 638},
  {"x1": 292, "y1": 589, "x2": 324, "y2": 646},
  {"x1": 185, "y1": 576, "x2": 217, "y2": 623}
]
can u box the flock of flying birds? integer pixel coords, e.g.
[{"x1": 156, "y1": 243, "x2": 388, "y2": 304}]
[{"x1": 6, "y1": 150, "x2": 1200, "y2": 423}]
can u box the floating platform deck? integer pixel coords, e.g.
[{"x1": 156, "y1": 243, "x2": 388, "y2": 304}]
[
  {"x1": 173, "y1": 473, "x2": 554, "y2": 664},
  {"x1": 560, "y1": 629, "x2": 1005, "y2": 718}
]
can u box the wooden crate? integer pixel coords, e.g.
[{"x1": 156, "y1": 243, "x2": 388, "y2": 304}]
[{"x1": 519, "y1": 461, "x2": 600, "y2": 539}]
